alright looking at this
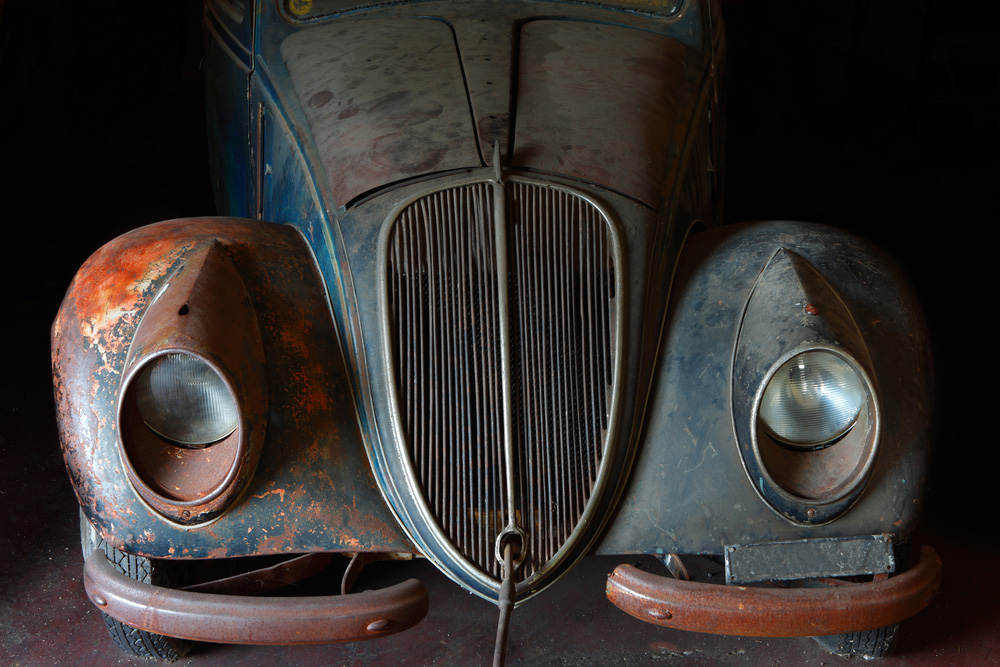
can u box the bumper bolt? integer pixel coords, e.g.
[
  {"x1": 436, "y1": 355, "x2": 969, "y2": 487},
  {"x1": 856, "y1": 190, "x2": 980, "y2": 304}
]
[
  {"x1": 367, "y1": 619, "x2": 390, "y2": 632},
  {"x1": 93, "y1": 594, "x2": 107, "y2": 607}
]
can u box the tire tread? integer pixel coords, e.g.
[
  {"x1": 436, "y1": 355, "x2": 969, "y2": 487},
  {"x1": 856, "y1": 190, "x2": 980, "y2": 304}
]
[
  {"x1": 814, "y1": 623, "x2": 899, "y2": 659},
  {"x1": 80, "y1": 511, "x2": 191, "y2": 661}
]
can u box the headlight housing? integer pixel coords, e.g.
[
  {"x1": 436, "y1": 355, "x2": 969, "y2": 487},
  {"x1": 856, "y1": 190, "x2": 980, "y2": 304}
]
[
  {"x1": 732, "y1": 248, "x2": 882, "y2": 525},
  {"x1": 759, "y1": 350, "x2": 865, "y2": 449},
  {"x1": 115, "y1": 242, "x2": 266, "y2": 525}
]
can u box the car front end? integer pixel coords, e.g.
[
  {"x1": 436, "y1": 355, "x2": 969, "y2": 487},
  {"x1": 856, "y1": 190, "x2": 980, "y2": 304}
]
[{"x1": 53, "y1": 0, "x2": 939, "y2": 661}]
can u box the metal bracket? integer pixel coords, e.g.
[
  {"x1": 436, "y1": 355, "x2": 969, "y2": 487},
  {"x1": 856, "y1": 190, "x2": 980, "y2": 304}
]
[{"x1": 661, "y1": 553, "x2": 690, "y2": 581}]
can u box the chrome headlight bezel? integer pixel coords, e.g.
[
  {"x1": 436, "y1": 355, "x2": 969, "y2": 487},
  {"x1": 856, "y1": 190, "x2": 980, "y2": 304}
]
[{"x1": 118, "y1": 348, "x2": 247, "y2": 516}]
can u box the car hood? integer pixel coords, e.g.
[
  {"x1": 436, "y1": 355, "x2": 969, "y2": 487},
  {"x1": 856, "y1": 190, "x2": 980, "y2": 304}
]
[{"x1": 280, "y1": 12, "x2": 690, "y2": 208}]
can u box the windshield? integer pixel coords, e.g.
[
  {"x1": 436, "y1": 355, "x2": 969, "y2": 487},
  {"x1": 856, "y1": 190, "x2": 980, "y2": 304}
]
[{"x1": 283, "y1": 0, "x2": 683, "y2": 21}]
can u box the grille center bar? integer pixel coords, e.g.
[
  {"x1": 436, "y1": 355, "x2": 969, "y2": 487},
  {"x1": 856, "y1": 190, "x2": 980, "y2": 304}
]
[{"x1": 490, "y1": 144, "x2": 526, "y2": 570}]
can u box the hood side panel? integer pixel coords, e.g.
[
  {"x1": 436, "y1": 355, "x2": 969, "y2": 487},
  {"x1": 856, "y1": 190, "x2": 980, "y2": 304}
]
[
  {"x1": 280, "y1": 18, "x2": 482, "y2": 206},
  {"x1": 513, "y1": 20, "x2": 688, "y2": 208}
]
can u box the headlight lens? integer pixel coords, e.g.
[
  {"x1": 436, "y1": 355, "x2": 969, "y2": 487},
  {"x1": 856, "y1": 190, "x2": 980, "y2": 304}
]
[
  {"x1": 759, "y1": 350, "x2": 865, "y2": 448},
  {"x1": 134, "y1": 353, "x2": 239, "y2": 446}
]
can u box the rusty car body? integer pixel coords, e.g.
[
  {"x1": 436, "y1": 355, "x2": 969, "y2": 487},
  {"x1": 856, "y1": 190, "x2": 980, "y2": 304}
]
[{"x1": 52, "y1": 0, "x2": 940, "y2": 661}]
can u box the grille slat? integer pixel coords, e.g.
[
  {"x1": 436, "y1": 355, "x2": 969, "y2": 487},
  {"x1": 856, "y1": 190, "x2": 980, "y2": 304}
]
[{"x1": 387, "y1": 180, "x2": 617, "y2": 584}]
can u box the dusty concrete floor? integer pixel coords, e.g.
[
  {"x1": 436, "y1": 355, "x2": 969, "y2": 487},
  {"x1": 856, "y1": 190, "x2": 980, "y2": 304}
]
[{"x1": 1, "y1": 1, "x2": 997, "y2": 665}]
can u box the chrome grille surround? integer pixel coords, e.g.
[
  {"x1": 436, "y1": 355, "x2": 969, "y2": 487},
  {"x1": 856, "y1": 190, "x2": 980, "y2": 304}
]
[{"x1": 380, "y1": 174, "x2": 624, "y2": 599}]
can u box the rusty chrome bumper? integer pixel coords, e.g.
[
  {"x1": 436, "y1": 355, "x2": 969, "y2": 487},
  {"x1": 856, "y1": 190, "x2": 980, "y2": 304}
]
[
  {"x1": 83, "y1": 551, "x2": 428, "y2": 644},
  {"x1": 605, "y1": 546, "x2": 941, "y2": 637}
]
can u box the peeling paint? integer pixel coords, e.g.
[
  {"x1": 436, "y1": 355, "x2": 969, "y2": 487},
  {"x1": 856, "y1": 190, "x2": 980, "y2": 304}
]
[{"x1": 54, "y1": 219, "x2": 410, "y2": 559}]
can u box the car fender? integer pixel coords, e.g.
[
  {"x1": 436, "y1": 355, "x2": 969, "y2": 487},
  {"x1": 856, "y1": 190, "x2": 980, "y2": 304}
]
[
  {"x1": 53, "y1": 217, "x2": 410, "y2": 558},
  {"x1": 598, "y1": 221, "x2": 933, "y2": 554}
]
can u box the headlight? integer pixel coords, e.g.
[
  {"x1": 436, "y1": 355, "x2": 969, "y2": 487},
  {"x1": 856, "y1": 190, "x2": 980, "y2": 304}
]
[
  {"x1": 759, "y1": 350, "x2": 865, "y2": 448},
  {"x1": 134, "y1": 353, "x2": 239, "y2": 446}
]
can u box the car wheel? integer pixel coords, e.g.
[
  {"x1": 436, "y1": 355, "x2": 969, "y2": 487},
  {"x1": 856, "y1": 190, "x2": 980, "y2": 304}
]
[
  {"x1": 812, "y1": 623, "x2": 900, "y2": 659},
  {"x1": 79, "y1": 510, "x2": 193, "y2": 661}
]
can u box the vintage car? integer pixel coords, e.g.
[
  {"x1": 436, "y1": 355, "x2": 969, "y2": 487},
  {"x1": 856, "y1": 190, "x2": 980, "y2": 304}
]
[{"x1": 52, "y1": 0, "x2": 941, "y2": 662}]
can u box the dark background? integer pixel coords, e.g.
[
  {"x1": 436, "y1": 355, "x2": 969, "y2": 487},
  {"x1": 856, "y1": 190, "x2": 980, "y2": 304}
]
[
  {"x1": 1, "y1": 1, "x2": 997, "y2": 664},
  {"x1": 720, "y1": 0, "x2": 997, "y2": 541}
]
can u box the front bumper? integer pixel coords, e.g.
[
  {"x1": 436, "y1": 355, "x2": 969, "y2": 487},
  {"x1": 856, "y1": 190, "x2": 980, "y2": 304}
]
[
  {"x1": 606, "y1": 546, "x2": 941, "y2": 636},
  {"x1": 83, "y1": 551, "x2": 428, "y2": 644}
]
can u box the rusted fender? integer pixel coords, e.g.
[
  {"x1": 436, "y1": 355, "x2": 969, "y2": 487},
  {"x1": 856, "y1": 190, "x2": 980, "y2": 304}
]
[
  {"x1": 606, "y1": 546, "x2": 941, "y2": 637},
  {"x1": 53, "y1": 218, "x2": 410, "y2": 557},
  {"x1": 84, "y1": 550, "x2": 428, "y2": 644}
]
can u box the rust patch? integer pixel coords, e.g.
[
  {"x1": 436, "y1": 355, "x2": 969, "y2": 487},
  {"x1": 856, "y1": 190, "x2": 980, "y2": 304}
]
[
  {"x1": 74, "y1": 236, "x2": 198, "y2": 362},
  {"x1": 55, "y1": 218, "x2": 411, "y2": 560},
  {"x1": 253, "y1": 488, "x2": 287, "y2": 503},
  {"x1": 84, "y1": 550, "x2": 428, "y2": 644},
  {"x1": 607, "y1": 547, "x2": 942, "y2": 637},
  {"x1": 259, "y1": 521, "x2": 297, "y2": 553}
]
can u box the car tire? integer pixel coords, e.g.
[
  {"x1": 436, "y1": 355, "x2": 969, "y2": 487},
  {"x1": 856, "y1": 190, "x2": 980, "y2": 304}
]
[
  {"x1": 812, "y1": 623, "x2": 900, "y2": 659},
  {"x1": 79, "y1": 511, "x2": 193, "y2": 661}
]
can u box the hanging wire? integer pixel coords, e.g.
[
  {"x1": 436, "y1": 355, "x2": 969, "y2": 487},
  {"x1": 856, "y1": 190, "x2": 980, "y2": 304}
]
[{"x1": 492, "y1": 541, "x2": 516, "y2": 667}]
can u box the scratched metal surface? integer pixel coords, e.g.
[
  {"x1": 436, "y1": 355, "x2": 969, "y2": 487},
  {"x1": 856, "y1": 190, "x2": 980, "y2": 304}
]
[
  {"x1": 512, "y1": 20, "x2": 690, "y2": 208},
  {"x1": 52, "y1": 219, "x2": 410, "y2": 558},
  {"x1": 596, "y1": 220, "x2": 933, "y2": 555},
  {"x1": 280, "y1": 18, "x2": 482, "y2": 206}
]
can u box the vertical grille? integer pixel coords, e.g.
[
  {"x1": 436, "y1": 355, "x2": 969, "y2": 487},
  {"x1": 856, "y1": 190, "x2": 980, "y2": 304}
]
[
  {"x1": 386, "y1": 180, "x2": 617, "y2": 583},
  {"x1": 387, "y1": 183, "x2": 509, "y2": 580},
  {"x1": 507, "y1": 182, "x2": 615, "y2": 579}
]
